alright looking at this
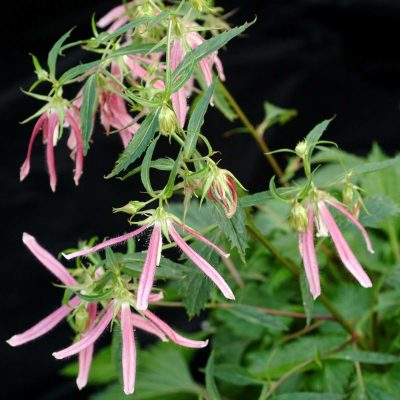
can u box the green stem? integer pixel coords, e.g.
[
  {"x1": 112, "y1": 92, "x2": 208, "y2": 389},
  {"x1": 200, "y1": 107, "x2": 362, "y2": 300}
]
[{"x1": 218, "y1": 81, "x2": 285, "y2": 180}]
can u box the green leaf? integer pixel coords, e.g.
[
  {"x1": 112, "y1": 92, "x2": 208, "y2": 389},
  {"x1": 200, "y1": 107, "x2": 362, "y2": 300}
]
[
  {"x1": 80, "y1": 74, "x2": 98, "y2": 154},
  {"x1": 141, "y1": 137, "x2": 159, "y2": 196},
  {"x1": 172, "y1": 21, "x2": 253, "y2": 92},
  {"x1": 61, "y1": 346, "x2": 118, "y2": 385},
  {"x1": 225, "y1": 305, "x2": 288, "y2": 331},
  {"x1": 212, "y1": 203, "x2": 248, "y2": 262},
  {"x1": 47, "y1": 29, "x2": 73, "y2": 78},
  {"x1": 108, "y1": 108, "x2": 160, "y2": 177},
  {"x1": 163, "y1": 151, "x2": 182, "y2": 199},
  {"x1": 360, "y1": 194, "x2": 400, "y2": 229},
  {"x1": 213, "y1": 364, "x2": 265, "y2": 386},
  {"x1": 261, "y1": 101, "x2": 297, "y2": 132},
  {"x1": 120, "y1": 158, "x2": 175, "y2": 180},
  {"x1": 305, "y1": 119, "x2": 333, "y2": 146},
  {"x1": 108, "y1": 43, "x2": 166, "y2": 59},
  {"x1": 272, "y1": 394, "x2": 343, "y2": 400},
  {"x1": 214, "y1": 81, "x2": 237, "y2": 121},
  {"x1": 330, "y1": 351, "x2": 400, "y2": 364},
  {"x1": 77, "y1": 287, "x2": 114, "y2": 302},
  {"x1": 59, "y1": 60, "x2": 100, "y2": 84},
  {"x1": 300, "y1": 270, "x2": 314, "y2": 326},
  {"x1": 205, "y1": 352, "x2": 221, "y2": 400},
  {"x1": 184, "y1": 80, "x2": 216, "y2": 159},
  {"x1": 345, "y1": 156, "x2": 400, "y2": 178},
  {"x1": 180, "y1": 271, "x2": 211, "y2": 318}
]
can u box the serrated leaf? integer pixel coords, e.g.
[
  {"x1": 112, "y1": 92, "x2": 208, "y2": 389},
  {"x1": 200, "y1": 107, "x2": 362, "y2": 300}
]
[
  {"x1": 172, "y1": 21, "x2": 252, "y2": 92},
  {"x1": 300, "y1": 270, "x2": 314, "y2": 326},
  {"x1": 213, "y1": 364, "x2": 265, "y2": 386},
  {"x1": 345, "y1": 156, "x2": 400, "y2": 178},
  {"x1": 47, "y1": 29, "x2": 73, "y2": 78},
  {"x1": 359, "y1": 194, "x2": 400, "y2": 229},
  {"x1": 205, "y1": 352, "x2": 221, "y2": 400},
  {"x1": 184, "y1": 80, "x2": 216, "y2": 159},
  {"x1": 80, "y1": 74, "x2": 98, "y2": 154},
  {"x1": 224, "y1": 305, "x2": 288, "y2": 331},
  {"x1": 212, "y1": 204, "x2": 248, "y2": 261},
  {"x1": 330, "y1": 351, "x2": 400, "y2": 364},
  {"x1": 141, "y1": 137, "x2": 159, "y2": 196},
  {"x1": 180, "y1": 271, "x2": 211, "y2": 318},
  {"x1": 273, "y1": 394, "x2": 343, "y2": 400},
  {"x1": 108, "y1": 108, "x2": 160, "y2": 177}
]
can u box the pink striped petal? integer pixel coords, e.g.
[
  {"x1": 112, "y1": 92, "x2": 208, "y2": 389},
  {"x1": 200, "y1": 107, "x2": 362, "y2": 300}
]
[
  {"x1": 66, "y1": 109, "x2": 84, "y2": 186},
  {"x1": 325, "y1": 199, "x2": 374, "y2": 254},
  {"x1": 23, "y1": 233, "x2": 77, "y2": 286},
  {"x1": 63, "y1": 225, "x2": 148, "y2": 260},
  {"x1": 97, "y1": 5, "x2": 126, "y2": 28},
  {"x1": 20, "y1": 113, "x2": 47, "y2": 181},
  {"x1": 168, "y1": 222, "x2": 235, "y2": 300},
  {"x1": 45, "y1": 112, "x2": 59, "y2": 192},
  {"x1": 7, "y1": 296, "x2": 80, "y2": 347},
  {"x1": 318, "y1": 202, "x2": 372, "y2": 288},
  {"x1": 214, "y1": 54, "x2": 226, "y2": 81},
  {"x1": 148, "y1": 292, "x2": 164, "y2": 303},
  {"x1": 53, "y1": 303, "x2": 114, "y2": 359},
  {"x1": 299, "y1": 207, "x2": 321, "y2": 299},
  {"x1": 131, "y1": 313, "x2": 167, "y2": 341},
  {"x1": 144, "y1": 310, "x2": 208, "y2": 348},
  {"x1": 107, "y1": 15, "x2": 130, "y2": 33},
  {"x1": 121, "y1": 302, "x2": 136, "y2": 395},
  {"x1": 173, "y1": 221, "x2": 229, "y2": 258},
  {"x1": 137, "y1": 224, "x2": 162, "y2": 311}
]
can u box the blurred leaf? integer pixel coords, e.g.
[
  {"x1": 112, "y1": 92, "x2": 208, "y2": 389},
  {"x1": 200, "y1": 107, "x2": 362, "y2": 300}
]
[
  {"x1": 80, "y1": 73, "x2": 98, "y2": 154},
  {"x1": 260, "y1": 101, "x2": 297, "y2": 132},
  {"x1": 214, "y1": 364, "x2": 265, "y2": 386},
  {"x1": 360, "y1": 194, "x2": 400, "y2": 229},
  {"x1": 205, "y1": 352, "x2": 221, "y2": 400},
  {"x1": 300, "y1": 270, "x2": 314, "y2": 326},
  {"x1": 330, "y1": 351, "x2": 400, "y2": 364},
  {"x1": 272, "y1": 394, "x2": 343, "y2": 400}
]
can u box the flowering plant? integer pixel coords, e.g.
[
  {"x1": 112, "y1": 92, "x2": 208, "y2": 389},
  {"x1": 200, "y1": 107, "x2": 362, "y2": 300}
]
[{"x1": 8, "y1": 1, "x2": 400, "y2": 399}]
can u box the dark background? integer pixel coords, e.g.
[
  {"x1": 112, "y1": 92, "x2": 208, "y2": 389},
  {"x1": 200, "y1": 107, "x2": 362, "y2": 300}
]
[{"x1": 1, "y1": 0, "x2": 400, "y2": 399}]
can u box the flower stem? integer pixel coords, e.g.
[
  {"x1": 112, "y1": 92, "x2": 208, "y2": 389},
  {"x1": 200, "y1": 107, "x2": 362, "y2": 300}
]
[
  {"x1": 247, "y1": 221, "x2": 367, "y2": 348},
  {"x1": 217, "y1": 81, "x2": 285, "y2": 180}
]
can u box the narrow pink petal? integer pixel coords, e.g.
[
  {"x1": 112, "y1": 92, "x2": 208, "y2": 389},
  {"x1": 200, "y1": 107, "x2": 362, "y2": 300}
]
[
  {"x1": 144, "y1": 310, "x2": 208, "y2": 348},
  {"x1": 121, "y1": 302, "x2": 136, "y2": 395},
  {"x1": 107, "y1": 15, "x2": 130, "y2": 33},
  {"x1": 319, "y1": 202, "x2": 372, "y2": 288},
  {"x1": 97, "y1": 5, "x2": 126, "y2": 28},
  {"x1": 131, "y1": 313, "x2": 167, "y2": 341},
  {"x1": 45, "y1": 112, "x2": 59, "y2": 192},
  {"x1": 66, "y1": 109, "x2": 84, "y2": 186},
  {"x1": 214, "y1": 54, "x2": 226, "y2": 81},
  {"x1": 23, "y1": 232, "x2": 77, "y2": 286},
  {"x1": 325, "y1": 199, "x2": 374, "y2": 254},
  {"x1": 53, "y1": 303, "x2": 114, "y2": 359},
  {"x1": 76, "y1": 302, "x2": 98, "y2": 389},
  {"x1": 173, "y1": 221, "x2": 230, "y2": 258},
  {"x1": 168, "y1": 223, "x2": 235, "y2": 300},
  {"x1": 20, "y1": 113, "x2": 47, "y2": 181},
  {"x1": 63, "y1": 225, "x2": 148, "y2": 260},
  {"x1": 137, "y1": 224, "x2": 162, "y2": 311},
  {"x1": 299, "y1": 207, "x2": 321, "y2": 299},
  {"x1": 148, "y1": 292, "x2": 164, "y2": 303},
  {"x1": 7, "y1": 296, "x2": 80, "y2": 346}
]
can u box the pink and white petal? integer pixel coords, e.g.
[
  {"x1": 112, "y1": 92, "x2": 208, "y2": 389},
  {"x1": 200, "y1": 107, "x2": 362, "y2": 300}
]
[
  {"x1": 45, "y1": 112, "x2": 59, "y2": 192},
  {"x1": 23, "y1": 233, "x2": 77, "y2": 286},
  {"x1": 325, "y1": 199, "x2": 374, "y2": 254},
  {"x1": 53, "y1": 303, "x2": 115, "y2": 359},
  {"x1": 168, "y1": 223, "x2": 235, "y2": 300},
  {"x1": 7, "y1": 296, "x2": 80, "y2": 347},
  {"x1": 121, "y1": 303, "x2": 136, "y2": 395},
  {"x1": 148, "y1": 292, "x2": 164, "y2": 303},
  {"x1": 319, "y1": 202, "x2": 372, "y2": 288},
  {"x1": 63, "y1": 225, "x2": 148, "y2": 260},
  {"x1": 136, "y1": 224, "x2": 162, "y2": 311},
  {"x1": 66, "y1": 109, "x2": 84, "y2": 185},
  {"x1": 144, "y1": 310, "x2": 208, "y2": 348},
  {"x1": 97, "y1": 5, "x2": 126, "y2": 28},
  {"x1": 131, "y1": 313, "x2": 167, "y2": 341},
  {"x1": 76, "y1": 344, "x2": 94, "y2": 390},
  {"x1": 107, "y1": 15, "x2": 130, "y2": 34}
]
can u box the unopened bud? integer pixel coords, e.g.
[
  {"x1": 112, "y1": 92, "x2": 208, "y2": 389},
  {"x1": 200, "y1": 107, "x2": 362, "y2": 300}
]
[
  {"x1": 159, "y1": 105, "x2": 178, "y2": 136},
  {"x1": 291, "y1": 202, "x2": 308, "y2": 232},
  {"x1": 75, "y1": 307, "x2": 89, "y2": 333},
  {"x1": 295, "y1": 140, "x2": 308, "y2": 159},
  {"x1": 190, "y1": 0, "x2": 210, "y2": 12},
  {"x1": 342, "y1": 184, "x2": 354, "y2": 206},
  {"x1": 136, "y1": 3, "x2": 154, "y2": 18},
  {"x1": 113, "y1": 201, "x2": 146, "y2": 215}
]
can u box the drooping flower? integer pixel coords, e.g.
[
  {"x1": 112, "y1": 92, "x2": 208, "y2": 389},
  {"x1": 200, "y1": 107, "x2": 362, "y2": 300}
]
[
  {"x1": 20, "y1": 106, "x2": 84, "y2": 191},
  {"x1": 63, "y1": 214, "x2": 235, "y2": 310},
  {"x1": 297, "y1": 197, "x2": 374, "y2": 299}
]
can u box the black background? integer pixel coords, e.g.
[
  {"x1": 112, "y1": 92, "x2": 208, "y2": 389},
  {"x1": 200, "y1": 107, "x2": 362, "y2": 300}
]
[{"x1": 1, "y1": 1, "x2": 400, "y2": 399}]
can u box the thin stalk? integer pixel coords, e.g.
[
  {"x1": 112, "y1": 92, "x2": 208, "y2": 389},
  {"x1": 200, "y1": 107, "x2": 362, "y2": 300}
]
[{"x1": 218, "y1": 81, "x2": 285, "y2": 181}]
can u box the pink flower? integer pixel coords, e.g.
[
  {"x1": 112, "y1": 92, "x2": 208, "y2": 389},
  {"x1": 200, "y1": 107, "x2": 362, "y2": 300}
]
[
  {"x1": 298, "y1": 199, "x2": 373, "y2": 299},
  {"x1": 20, "y1": 106, "x2": 84, "y2": 191},
  {"x1": 63, "y1": 218, "x2": 235, "y2": 309},
  {"x1": 97, "y1": 3, "x2": 132, "y2": 34},
  {"x1": 99, "y1": 63, "x2": 140, "y2": 147},
  {"x1": 52, "y1": 299, "x2": 208, "y2": 395}
]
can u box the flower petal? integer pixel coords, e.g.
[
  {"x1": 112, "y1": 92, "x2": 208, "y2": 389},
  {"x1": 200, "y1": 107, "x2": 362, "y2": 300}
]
[
  {"x1": 7, "y1": 296, "x2": 80, "y2": 347},
  {"x1": 131, "y1": 313, "x2": 167, "y2": 341},
  {"x1": 144, "y1": 310, "x2": 208, "y2": 348},
  {"x1": 121, "y1": 303, "x2": 136, "y2": 395}
]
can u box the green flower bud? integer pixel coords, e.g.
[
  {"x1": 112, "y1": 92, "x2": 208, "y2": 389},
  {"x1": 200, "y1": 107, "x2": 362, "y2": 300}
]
[
  {"x1": 342, "y1": 183, "x2": 354, "y2": 206},
  {"x1": 113, "y1": 201, "x2": 146, "y2": 215},
  {"x1": 291, "y1": 202, "x2": 308, "y2": 232},
  {"x1": 295, "y1": 140, "x2": 308, "y2": 159},
  {"x1": 75, "y1": 307, "x2": 89, "y2": 333},
  {"x1": 159, "y1": 105, "x2": 178, "y2": 136}
]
